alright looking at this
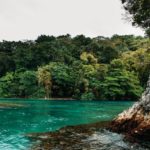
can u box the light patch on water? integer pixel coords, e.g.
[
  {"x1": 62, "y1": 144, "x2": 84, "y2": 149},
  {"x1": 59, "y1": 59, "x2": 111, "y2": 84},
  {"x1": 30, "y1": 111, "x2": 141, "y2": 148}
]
[
  {"x1": 94, "y1": 114, "x2": 110, "y2": 119},
  {"x1": 0, "y1": 135, "x2": 30, "y2": 150},
  {"x1": 83, "y1": 130, "x2": 148, "y2": 150}
]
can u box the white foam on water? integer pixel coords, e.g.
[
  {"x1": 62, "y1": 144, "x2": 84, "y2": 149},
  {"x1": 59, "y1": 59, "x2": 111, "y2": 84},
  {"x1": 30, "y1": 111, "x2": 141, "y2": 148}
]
[{"x1": 83, "y1": 130, "x2": 147, "y2": 150}]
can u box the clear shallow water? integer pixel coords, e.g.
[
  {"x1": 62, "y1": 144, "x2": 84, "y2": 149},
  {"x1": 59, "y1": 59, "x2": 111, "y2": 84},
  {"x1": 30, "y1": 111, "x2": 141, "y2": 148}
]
[
  {"x1": 84, "y1": 130, "x2": 149, "y2": 150},
  {"x1": 0, "y1": 99, "x2": 133, "y2": 150}
]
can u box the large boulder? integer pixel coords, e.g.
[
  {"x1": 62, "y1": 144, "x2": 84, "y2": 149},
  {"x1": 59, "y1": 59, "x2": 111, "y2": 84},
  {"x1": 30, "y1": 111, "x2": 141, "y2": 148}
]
[{"x1": 110, "y1": 76, "x2": 150, "y2": 141}]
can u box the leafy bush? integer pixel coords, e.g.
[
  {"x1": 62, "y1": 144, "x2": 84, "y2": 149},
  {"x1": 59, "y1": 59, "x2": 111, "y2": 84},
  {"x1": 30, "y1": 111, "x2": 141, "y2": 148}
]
[{"x1": 81, "y1": 92, "x2": 95, "y2": 100}]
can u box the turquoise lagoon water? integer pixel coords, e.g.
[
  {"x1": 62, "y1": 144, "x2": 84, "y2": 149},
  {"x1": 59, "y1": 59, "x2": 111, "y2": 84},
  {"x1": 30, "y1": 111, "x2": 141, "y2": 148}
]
[{"x1": 0, "y1": 99, "x2": 133, "y2": 150}]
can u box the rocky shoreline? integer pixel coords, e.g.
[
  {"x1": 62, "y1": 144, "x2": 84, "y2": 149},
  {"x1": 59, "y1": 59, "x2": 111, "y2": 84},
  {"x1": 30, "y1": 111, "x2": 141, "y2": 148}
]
[
  {"x1": 110, "y1": 76, "x2": 150, "y2": 142},
  {"x1": 27, "y1": 121, "x2": 150, "y2": 150},
  {"x1": 27, "y1": 122, "x2": 110, "y2": 150}
]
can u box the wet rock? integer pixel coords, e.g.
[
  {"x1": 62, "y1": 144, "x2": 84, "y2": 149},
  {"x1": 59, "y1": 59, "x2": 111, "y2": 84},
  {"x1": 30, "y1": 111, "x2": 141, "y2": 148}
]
[
  {"x1": 27, "y1": 122, "x2": 148, "y2": 150},
  {"x1": 27, "y1": 122, "x2": 110, "y2": 150},
  {"x1": 110, "y1": 76, "x2": 150, "y2": 142}
]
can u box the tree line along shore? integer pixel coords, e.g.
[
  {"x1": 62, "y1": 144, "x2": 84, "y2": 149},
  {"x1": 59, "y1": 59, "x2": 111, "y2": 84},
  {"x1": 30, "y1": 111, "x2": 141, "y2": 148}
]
[{"x1": 0, "y1": 34, "x2": 149, "y2": 100}]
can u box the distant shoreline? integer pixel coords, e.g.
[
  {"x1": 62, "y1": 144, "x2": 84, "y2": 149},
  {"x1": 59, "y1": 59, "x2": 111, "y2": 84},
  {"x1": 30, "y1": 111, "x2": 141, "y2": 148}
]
[
  {"x1": 0, "y1": 97, "x2": 135, "y2": 101},
  {"x1": 0, "y1": 97, "x2": 76, "y2": 100}
]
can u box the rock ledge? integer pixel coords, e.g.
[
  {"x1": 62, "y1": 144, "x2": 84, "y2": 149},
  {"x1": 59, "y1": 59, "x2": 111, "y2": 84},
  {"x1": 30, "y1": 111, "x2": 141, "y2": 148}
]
[{"x1": 110, "y1": 76, "x2": 150, "y2": 141}]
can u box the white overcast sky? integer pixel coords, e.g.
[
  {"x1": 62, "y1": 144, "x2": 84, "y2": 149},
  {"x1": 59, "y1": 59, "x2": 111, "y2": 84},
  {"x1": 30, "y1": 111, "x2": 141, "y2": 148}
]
[{"x1": 0, "y1": 0, "x2": 144, "y2": 41}]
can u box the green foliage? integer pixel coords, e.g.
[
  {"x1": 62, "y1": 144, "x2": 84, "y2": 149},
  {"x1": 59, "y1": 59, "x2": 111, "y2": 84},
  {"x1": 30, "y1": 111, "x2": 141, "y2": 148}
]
[
  {"x1": 0, "y1": 72, "x2": 15, "y2": 97},
  {"x1": 117, "y1": 48, "x2": 150, "y2": 86},
  {"x1": 121, "y1": 0, "x2": 150, "y2": 36},
  {"x1": 37, "y1": 67, "x2": 52, "y2": 99},
  {"x1": 0, "y1": 71, "x2": 43, "y2": 98},
  {"x1": 81, "y1": 92, "x2": 95, "y2": 100},
  {"x1": 43, "y1": 62, "x2": 75, "y2": 97},
  {"x1": 80, "y1": 52, "x2": 98, "y2": 64},
  {"x1": 0, "y1": 52, "x2": 15, "y2": 76},
  {"x1": 100, "y1": 69, "x2": 143, "y2": 100},
  {"x1": 0, "y1": 34, "x2": 149, "y2": 100}
]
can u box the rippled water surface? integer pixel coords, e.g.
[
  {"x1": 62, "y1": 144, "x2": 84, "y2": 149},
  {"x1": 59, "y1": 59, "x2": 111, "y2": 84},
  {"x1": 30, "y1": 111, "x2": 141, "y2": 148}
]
[{"x1": 0, "y1": 99, "x2": 133, "y2": 150}]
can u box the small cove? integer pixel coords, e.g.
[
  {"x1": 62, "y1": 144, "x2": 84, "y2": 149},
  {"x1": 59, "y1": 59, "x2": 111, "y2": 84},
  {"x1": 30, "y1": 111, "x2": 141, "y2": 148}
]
[{"x1": 0, "y1": 99, "x2": 133, "y2": 150}]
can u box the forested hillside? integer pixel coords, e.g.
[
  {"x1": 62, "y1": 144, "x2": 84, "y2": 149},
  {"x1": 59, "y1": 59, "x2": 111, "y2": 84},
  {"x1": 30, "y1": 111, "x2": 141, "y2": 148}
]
[{"x1": 0, "y1": 34, "x2": 149, "y2": 100}]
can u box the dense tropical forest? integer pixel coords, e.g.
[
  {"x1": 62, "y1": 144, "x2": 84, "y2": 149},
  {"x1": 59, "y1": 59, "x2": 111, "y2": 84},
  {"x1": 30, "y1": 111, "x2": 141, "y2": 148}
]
[{"x1": 0, "y1": 34, "x2": 149, "y2": 100}]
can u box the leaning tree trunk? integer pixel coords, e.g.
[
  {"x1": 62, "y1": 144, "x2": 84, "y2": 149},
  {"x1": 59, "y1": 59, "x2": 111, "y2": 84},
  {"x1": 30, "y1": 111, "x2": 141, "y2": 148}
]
[{"x1": 110, "y1": 76, "x2": 150, "y2": 141}]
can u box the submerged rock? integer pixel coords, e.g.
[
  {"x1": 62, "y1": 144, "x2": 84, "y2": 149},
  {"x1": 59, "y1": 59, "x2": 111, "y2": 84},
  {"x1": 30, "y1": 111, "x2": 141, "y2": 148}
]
[
  {"x1": 27, "y1": 122, "x2": 148, "y2": 150},
  {"x1": 27, "y1": 122, "x2": 109, "y2": 150},
  {"x1": 0, "y1": 103, "x2": 25, "y2": 108},
  {"x1": 110, "y1": 76, "x2": 150, "y2": 142}
]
